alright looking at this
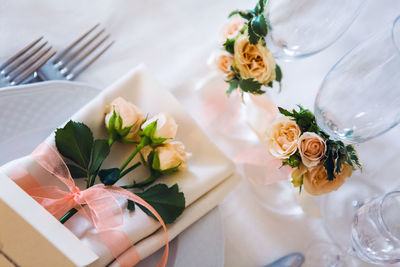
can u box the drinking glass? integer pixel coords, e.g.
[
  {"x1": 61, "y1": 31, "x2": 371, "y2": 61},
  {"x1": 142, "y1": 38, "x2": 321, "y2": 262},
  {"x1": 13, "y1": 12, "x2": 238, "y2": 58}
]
[
  {"x1": 266, "y1": 0, "x2": 365, "y2": 60},
  {"x1": 351, "y1": 191, "x2": 400, "y2": 264},
  {"x1": 313, "y1": 15, "x2": 400, "y2": 250},
  {"x1": 307, "y1": 191, "x2": 400, "y2": 266}
]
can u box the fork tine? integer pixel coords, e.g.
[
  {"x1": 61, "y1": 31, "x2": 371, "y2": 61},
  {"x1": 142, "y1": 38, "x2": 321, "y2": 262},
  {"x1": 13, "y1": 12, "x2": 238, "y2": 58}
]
[
  {"x1": 12, "y1": 49, "x2": 56, "y2": 85},
  {"x1": 7, "y1": 46, "x2": 52, "y2": 81},
  {"x1": 56, "y1": 29, "x2": 105, "y2": 69},
  {"x1": 52, "y1": 23, "x2": 100, "y2": 64},
  {"x1": 67, "y1": 41, "x2": 115, "y2": 80},
  {"x1": 63, "y1": 34, "x2": 110, "y2": 74},
  {"x1": 2, "y1": 41, "x2": 48, "y2": 76},
  {"x1": 0, "y1": 36, "x2": 43, "y2": 71}
]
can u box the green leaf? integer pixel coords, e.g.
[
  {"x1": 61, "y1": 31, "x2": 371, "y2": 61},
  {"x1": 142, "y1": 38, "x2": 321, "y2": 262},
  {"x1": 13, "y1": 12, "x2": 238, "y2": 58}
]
[
  {"x1": 278, "y1": 107, "x2": 293, "y2": 117},
  {"x1": 239, "y1": 78, "x2": 264, "y2": 94},
  {"x1": 254, "y1": 0, "x2": 267, "y2": 15},
  {"x1": 55, "y1": 121, "x2": 93, "y2": 169},
  {"x1": 135, "y1": 184, "x2": 185, "y2": 224},
  {"x1": 251, "y1": 15, "x2": 268, "y2": 37},
  {"x1": 223, "y1": 38, "x2": 235, "y2": 54},
  {"x1": 151, "y1": 137, "x2": 168, "y2": 146},
  {"x1": 89, "y1": 139, "x2": 110, "y2": 174},
  {"x1": 275, "y1": 64, "x2": 282, "y2": 83},
  {"x1": 99, "y1": 168, "x2": 121, "y2": 185},
  {"x1": 247, "y1": 21, "x2": 260, "y2": 45},
  {"x1": 67, "y1": 164, "x2": 87, "y2": 179},
  {"x1": 287, "y1": 154, "x2": 301, "y2": 168},
  {"x1": 227, "y1": 79, "x2": 239, "y2": 96},
  {"x1": 152, "y1": 151, "x2": 161, "y2": 170},
  {"x1": 228, "y1": 10, "x2": 254, "y2": 20},
  {"x1": 127, "y1": 200, "x2": 135, "y2": 211},
  {"x1": 142, "y1": 121, "x2": 157, "y2": 138}
]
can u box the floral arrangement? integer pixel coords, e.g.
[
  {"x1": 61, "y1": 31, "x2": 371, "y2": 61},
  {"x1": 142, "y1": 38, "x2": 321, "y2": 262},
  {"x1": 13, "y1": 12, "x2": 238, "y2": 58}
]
[
  {"x1": 264, "y1": 106, "x2": 361, "y2": 195},
  {"x1": 55, "y1": 97, "x2": 190, "y2": 224},
  {"x1": 209, "y1": 0, "x2": 282, "y2": 96}
]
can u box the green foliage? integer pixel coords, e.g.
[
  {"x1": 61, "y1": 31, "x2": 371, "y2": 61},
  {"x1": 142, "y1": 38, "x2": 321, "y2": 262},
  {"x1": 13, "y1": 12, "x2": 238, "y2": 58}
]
[
  {"x1": 55, "y1": 121, "x2": 93, "y2": 169},
  {"x1": 223, "y1": 38, "x2": 235, "y2": 54},
  {"x1": 98, "y1": 168, "x2": 121, "y2": 185},
  {"x1": 140, "y1": 121, "x2": 167, "y2": 147},
  {"x1": 278, "y1": 106, "x2": 319, "y2": 133},
  {"x1": 228, "y1": 10, "x2": 254, "y2": 20},
  {"x1": 127, "y1": 184, "x2": 185, "y2": 224},
  {"x1": 323, "y1": 140, "x2": 361, "y2": 181},
  {"x1": 56, "y1": 121, "x2": 110, "y2": 184},
  {"x1": 227, "y1": 79, "x2": 239, "y2": 96},
  {"x1": 282, "y1": 154, "x2": 301, "y2": 168},
  {"x1": 239, "y1": 78, "x2": 265, "y2": 94}
]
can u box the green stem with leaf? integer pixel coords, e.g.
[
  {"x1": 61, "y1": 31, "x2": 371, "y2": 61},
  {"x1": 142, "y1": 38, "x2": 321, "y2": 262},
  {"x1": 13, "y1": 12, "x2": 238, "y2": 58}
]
[
  {"x1": 119, "y1": 137, "x2": 150, "y2": 172},
  {"x1": 121, "y1": 172, "x2": 161, "y2": 189}
]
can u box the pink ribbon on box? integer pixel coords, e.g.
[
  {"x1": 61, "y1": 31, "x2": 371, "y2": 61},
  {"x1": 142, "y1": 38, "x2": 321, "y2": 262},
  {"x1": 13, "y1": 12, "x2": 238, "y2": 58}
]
[{"x1": 10, "y1": 143, "x2": 169, "y2": 267}]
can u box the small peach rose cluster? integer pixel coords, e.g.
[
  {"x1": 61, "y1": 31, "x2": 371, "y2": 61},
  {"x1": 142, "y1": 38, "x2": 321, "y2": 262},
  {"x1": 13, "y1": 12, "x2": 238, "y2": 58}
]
[
  {"x1": 209, "y1": 0, "x2": 282, "y2": 96},
  {"x1": 104, "y1": 97, "x2": 190, "y2": 187},
  {"x1": 264, "y1": 106, "x2": 361, "y2": 196}
]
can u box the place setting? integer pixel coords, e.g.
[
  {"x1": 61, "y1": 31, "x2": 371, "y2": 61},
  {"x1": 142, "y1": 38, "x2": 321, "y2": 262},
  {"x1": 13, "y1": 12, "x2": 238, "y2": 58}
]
[{"x1": 1, "y1": 0, "x2": 400, "y2": 267}]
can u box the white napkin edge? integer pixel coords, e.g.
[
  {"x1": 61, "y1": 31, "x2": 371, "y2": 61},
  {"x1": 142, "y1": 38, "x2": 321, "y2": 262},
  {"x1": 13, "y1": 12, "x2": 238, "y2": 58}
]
[{"x1": 108, "y1": 172, "x2": 240, "y2": 267}]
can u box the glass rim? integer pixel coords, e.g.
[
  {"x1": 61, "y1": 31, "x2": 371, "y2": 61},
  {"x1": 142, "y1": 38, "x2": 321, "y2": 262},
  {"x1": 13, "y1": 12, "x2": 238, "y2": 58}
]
[
  {"x1": 392, "y1": 15, "x2": 400, "y2": 55},
  {"x1": 378, "y1": 190, "x2": 400, "y2": 243}
]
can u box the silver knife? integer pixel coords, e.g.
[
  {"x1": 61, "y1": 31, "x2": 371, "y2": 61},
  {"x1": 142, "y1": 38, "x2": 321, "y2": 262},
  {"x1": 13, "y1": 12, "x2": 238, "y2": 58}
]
[{"x1": 264, "y1": 253, "x2": 305, "y2": 267}]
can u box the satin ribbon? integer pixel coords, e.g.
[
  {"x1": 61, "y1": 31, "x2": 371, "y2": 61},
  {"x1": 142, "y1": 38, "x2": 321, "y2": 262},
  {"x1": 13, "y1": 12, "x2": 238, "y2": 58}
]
[
  {"x1": 10, "y1": 143, "x2": 168, "y2": 267},
  {"x1": 201, "y1": 86, "x2": 293, "y2": 184}
]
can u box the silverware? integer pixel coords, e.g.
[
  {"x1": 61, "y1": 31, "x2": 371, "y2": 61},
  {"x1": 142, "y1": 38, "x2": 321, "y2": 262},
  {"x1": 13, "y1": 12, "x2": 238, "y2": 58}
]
[
  {"x1": 37, "y1": 24, "x2": 115, "y2": 81},
  {"x1": 0, "y1": 37, "x2": 55, "y2": 87},
  {"x1": 264, "y1": 253, "x2": 305, "y2": 267}
]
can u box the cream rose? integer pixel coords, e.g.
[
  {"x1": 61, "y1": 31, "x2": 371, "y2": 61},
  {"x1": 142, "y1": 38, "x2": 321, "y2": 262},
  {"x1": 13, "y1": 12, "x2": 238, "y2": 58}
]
[
  {"x1": 141, "y1": 141, "x2": 190, "y2": 171},
  {"x1": 233, "y1": 34, "x2": 276, "y2": 85},
  {"x1": 208, "y1": 50, "x2": 234, "y2": 78},
  {"x1": 303, "y1": 164, "x2": 353, "y2": 196},
  {"x1": 219, "y1": 14, "x2": 246, "y2": 44},
  {"x1": 266, "y1": 116, "x2": 301, "y2": 159},
  {"x1": 105, "y1": 97, "x2": 145, "y2": 142},
  {"x1": 298, "y1": 132, "x2": 326, "y2": 168},
  {"x1": 141, "y1": 113, "x2": 178, "y2": 140},
  {"x1": 156, "y1": 141, "x2": 191, "y2": 171}
]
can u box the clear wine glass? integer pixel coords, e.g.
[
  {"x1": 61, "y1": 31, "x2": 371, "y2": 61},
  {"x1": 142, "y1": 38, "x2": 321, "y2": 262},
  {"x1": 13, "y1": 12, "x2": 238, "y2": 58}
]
[
  {"x1": 265, "y1": 0, "x2": 366, "y2": 60},
  {"x1": 313, "y1": 15, "x2": 400, "y2": 252}
]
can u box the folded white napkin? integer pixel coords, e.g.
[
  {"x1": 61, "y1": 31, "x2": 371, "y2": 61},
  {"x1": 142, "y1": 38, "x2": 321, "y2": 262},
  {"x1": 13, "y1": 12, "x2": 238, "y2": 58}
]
[{"x1": 0, "y1": 66, "x2": 238, "y2": 266}]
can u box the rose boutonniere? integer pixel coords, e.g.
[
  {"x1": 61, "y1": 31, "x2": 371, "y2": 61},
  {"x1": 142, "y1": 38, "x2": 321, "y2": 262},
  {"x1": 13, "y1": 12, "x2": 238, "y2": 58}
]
[
  {"x1": 264, "y1": 105, "x2": 362, "y2": 195},
  {"x1": 209, "y1": 0, "x2": 282, "y2": 96},
  {"x1": 55, "y1": 97, "x2": 190, "y2": 224}
]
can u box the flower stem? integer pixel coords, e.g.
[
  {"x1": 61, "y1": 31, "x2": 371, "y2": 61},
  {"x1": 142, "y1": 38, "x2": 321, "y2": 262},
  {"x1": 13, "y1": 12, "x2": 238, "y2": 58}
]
[
  {"x1": 119, "y1": 137, "x2": 149, "y2": 172},
  {"x1": 59, "y1": 208, "x2": 78, "y2": 224},
  {"x1": 121, "y1": 173, "x2": 160, "y2": 189},
  {"x1": 120, "y1": 162, "x2": 141, "y2": 178}
]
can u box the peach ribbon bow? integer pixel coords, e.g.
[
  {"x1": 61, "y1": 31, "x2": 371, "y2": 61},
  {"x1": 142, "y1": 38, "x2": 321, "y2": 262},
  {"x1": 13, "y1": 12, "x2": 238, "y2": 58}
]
[{"x1": 11, "y1": 143, "x2": 168, "y2": 267}]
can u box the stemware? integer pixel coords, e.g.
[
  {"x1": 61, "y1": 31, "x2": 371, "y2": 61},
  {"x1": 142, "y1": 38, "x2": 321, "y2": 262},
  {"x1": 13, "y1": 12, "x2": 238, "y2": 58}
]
[
  {"x1": 314, "y1": 15, "x2": 400, "y2": 249},
  {"x1": 308, "y1": 191, "x2": 400, "y2": 266},
  {"x1": 265, "y1": 0, "x2": 365, "y2": 60}
]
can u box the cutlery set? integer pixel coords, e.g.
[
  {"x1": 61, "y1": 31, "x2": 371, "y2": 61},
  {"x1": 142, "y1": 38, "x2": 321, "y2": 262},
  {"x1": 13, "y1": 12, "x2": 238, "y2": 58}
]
[{"x1": 0, "y1": 24, "x2": 113, "y2": 87}]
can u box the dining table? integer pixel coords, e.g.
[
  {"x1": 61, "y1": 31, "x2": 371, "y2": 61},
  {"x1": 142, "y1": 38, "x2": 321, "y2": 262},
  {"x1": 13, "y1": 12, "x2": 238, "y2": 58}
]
[{"x1": 2, "y1": 0, "x2": 400, "y2": 266}]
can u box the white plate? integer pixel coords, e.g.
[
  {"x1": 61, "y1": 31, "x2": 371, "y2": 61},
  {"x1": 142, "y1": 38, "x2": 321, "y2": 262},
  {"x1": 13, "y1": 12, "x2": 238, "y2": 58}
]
[{"x1": 0, "y1": 81, "x2": 224, "y2": 267}]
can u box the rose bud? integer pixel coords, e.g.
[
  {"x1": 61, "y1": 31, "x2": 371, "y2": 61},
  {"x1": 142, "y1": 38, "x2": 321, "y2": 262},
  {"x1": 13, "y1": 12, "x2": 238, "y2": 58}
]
[
  {"x1": 105, "y1": 97, "x2": 145, "y2": 144},
  {"x1": 141, "y1": 113, "x2": 178, "y2": 140}
]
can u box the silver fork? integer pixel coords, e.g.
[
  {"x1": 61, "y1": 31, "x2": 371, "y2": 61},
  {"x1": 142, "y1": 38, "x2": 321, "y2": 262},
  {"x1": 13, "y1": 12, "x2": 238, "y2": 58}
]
[
  {"x1": 37, "y1": 24, "x2": 115, "y2": 81},
  {"x1": 0, "y1": 37, "x2": 56, "y2": 87}
]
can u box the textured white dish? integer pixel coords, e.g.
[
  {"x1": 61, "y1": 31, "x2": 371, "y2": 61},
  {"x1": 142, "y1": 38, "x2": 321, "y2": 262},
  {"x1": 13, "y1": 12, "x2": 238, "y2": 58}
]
[{"x1": 0, "y1": 81, "x2": 224, "y2": 267}]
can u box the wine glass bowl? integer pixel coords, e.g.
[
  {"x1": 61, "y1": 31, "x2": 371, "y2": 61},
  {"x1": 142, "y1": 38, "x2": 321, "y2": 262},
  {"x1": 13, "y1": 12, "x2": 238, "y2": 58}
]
[
  {"x1": 314, "y1": 16, "x2": 400, "y2": 144},
  {"x1": 266, "y1": 0, "x2": 365, "y2": 60}
]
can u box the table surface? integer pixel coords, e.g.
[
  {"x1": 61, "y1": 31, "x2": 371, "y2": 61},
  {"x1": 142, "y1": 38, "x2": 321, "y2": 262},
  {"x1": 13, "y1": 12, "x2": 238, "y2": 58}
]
[{"x1": 2, "y1": 1, "x2": 400, "y2": 266}]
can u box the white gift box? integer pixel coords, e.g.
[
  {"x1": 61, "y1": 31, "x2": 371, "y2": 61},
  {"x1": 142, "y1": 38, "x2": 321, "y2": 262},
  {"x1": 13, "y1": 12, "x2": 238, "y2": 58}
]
[{"x1": 0, "y1": 66, "x2": 238, "y2": 266}]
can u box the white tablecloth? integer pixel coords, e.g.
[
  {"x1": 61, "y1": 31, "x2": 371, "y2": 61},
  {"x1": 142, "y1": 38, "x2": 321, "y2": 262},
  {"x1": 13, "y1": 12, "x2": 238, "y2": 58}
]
[{"x1": 2, "y1": 0, "x2": 400, "y2": 266}]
